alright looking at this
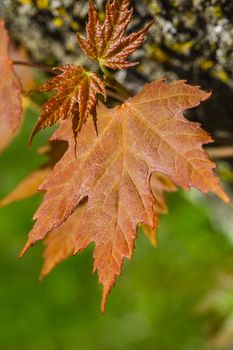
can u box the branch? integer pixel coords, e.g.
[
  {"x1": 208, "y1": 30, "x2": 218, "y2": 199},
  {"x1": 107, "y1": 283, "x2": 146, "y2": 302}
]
[
  {"x1": 100, "y1": 64, "x2": 133, "y2": 99},
  {"x1": 206, "y1": 146, "x2": 233, "y2": 159},
  {"x1": 12, "y1": 60, "x2": 58, "y2": 74}
]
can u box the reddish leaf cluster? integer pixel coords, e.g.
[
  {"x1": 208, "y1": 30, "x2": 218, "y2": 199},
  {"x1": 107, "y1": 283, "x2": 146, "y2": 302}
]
[{"x1": 77, "y1": 0, "x2": 153, "y2": 69}]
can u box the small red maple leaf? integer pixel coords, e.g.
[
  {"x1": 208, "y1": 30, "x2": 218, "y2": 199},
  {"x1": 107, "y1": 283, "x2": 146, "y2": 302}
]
[
  {"x1": 30, "y1": 64, "x2": 106, "y2": 144},
  {"x1": 77, "y1": 0, "x2": 153, "y2": 70}
]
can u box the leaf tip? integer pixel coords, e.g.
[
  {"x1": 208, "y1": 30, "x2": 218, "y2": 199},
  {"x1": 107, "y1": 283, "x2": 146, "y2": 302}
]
[
  {"x1": 0, "y1": 198, "x2": 7, "y2": 209},
  {"x1": 142, "y1": 220, "x2": 159, "y2": 248},
  {"x1": 101, "y1": 287, "x2": 110, "y2": 314},
  {"x1": 148, "y1": 232, "x2": 158, "y2": 247},
  {"x1": 145, "y1": 19, "x2": 155, "y2": 30},
  {"x1": 29, "y1": 122, "x2": 41, "y2": 146},
  {"x1": 19, "y1": 239, "x2": 33, "y2": 258},
  {"x1": 39, "y1": 269, "x2": 47, "y2": 281},
  {"x1": 0, "y1": 195, "x2": 15, "y2": 208},
  {"x1": 218, "y1": 188, "x2": 231, "y2": 204},
  {"x1": 202, "y1": 89, "x2": 212, "y2": 102}
]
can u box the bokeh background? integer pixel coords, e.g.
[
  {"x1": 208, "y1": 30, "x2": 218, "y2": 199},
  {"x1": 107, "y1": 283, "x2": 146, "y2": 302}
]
[{"x1": 1, "y1": 1, "x2": 233, "y2": 349}]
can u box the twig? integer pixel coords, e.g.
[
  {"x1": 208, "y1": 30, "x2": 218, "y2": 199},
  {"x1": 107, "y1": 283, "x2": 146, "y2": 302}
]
[
  {"x1": 206, "y1": 146, "x2": 233, "y2": 159},
  {"x1": 100, "y1": 63, "x2": 133, "y2": 99},
  {"x1": 107, "y1": 90, "x2": 126, "y2": 102},
  {"x1": 12, "y1": 60, "x2": 57, "y2": 74}
]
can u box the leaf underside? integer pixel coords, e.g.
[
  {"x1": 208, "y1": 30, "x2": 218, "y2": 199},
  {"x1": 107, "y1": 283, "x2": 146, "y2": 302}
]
[
  {"x1": 77, "y1": 0, "x2": 153, "y2": 69},
  {"x1": 20, "y1": 79, "x2": 229, "y2": 312},
  {"x1": 142, "y1": 173, "x2": 177, "y2": 246},
  {"x1": 0, "y1": 20, "x2": 22, "y2": 153}
]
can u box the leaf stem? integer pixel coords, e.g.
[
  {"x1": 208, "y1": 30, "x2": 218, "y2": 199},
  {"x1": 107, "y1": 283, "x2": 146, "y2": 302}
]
[
  {"x1": 100, "y1": 63, "x2": 133, "y2": 100},
  {"x1": 12, "y1": 60, "x2": 57, "y2": 74},
  {"x1": 107, "y1": 89, "x2": 126, "y2": 102}
]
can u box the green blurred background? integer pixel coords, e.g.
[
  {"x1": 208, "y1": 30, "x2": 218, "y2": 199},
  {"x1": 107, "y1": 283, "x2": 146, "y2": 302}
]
[
  {"x1": 1, "y1": 0, "x2": 233, "y2": 348},
  {"x1": 0, "y1": 109, "x2": 233, "y2": 350}
]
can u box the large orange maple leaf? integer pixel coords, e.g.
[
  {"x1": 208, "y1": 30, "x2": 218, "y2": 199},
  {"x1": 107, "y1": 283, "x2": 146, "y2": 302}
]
[
  {"x1": 0, "y1": 155, "x2": 173, "y2": 280},
  {"x1": 0, "y1": 20, "x2": 22, "y2": 153},
  {"x1": 21, "y1": 80, "x2": 229, "y2": 312}
]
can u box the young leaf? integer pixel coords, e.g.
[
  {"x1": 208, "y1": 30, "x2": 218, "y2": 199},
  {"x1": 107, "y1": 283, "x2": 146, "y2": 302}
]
[
  {"x1": 151, "y1": 173, "x2": 177, "y2": 215},
  {"x1": 0, "y1": 20, "x2": 22, "y2": 153},
  {"x1": 21, "y1": 79, "x2": 229, "y2": 312},
  {"x1": 40, "y1": 203, "x2": 86, "y2": 279},
  {"x1": 77, "y1": 0, "x2": 153, "y2": 70},
  {"x1": 142, "y1": 173, "x2": 177, "y2": 246},
  {"x1": 30, "y1": 64, "x2": 106, "y2": 144}
]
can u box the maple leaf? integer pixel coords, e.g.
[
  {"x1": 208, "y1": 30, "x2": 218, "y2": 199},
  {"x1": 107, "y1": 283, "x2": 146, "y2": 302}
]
[
  {"x1": 0, "y1": 139, "x2": 67, "y2": 208},
  {"x1": 40, "y1": 173, "x2": 175, "y2": 277},
  {"x1": 0, "y1": 165, "x2": 172, "y2": 277},
  {"x1": 0, "y1": 20, "x2": 23, "y2": 153},
  {"x1": 40, "y1": 203, "x2": 86, "y2": 279},
  {"x1": 0, "y1": 169, "x2": 51, "y2": 208},
  {"x1": 142, "y1": 173, "x2": 177, "y2": 246},
  {"x1": 77, "y1": 0, "x2": 153, "y2": 70},
  {"x1": 21, "y1": 79, "x2": 229, "y2": 312},
  {"x1": 30, "y1": 64, "x2": 107, "y2": 144}
]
